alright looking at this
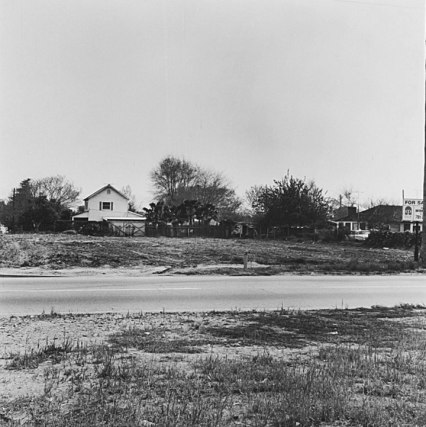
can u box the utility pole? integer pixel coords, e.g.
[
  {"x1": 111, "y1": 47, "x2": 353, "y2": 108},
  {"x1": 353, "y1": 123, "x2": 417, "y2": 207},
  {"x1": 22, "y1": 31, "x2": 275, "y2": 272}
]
[
  {"x1": 421, "y1": 49, "x2": 426, "y2": 265},
  {"x1": 415, "y1": 221, "x2": 420, "y2": 262},
  {"x1": 11, "y1": 188, "x2": 16, "y2": 233}
]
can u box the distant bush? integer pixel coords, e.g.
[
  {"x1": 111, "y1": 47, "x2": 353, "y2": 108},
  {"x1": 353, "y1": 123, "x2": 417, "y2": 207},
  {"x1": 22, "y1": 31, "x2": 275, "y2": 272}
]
[
  {"x1": 366, "y1": 230, "x2": 421, "y2": 249},
  {"x1": 318, "y1": 228, "x2": 347, "y2": 243}
]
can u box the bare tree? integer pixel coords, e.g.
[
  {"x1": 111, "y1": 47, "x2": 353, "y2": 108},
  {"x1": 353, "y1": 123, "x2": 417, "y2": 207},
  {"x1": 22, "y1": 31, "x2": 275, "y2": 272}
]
[
  {"x1": 150, "y1": 156, "x2": 198, "y2": 203},
  {"x1": 174, "y1": 169, "x2": 241, "y2": 216},
  {"x1": 121, "y1": 185, "x2": 138, "y2": 212},
  {"x1": 246, "y1": 185, "x2": 268, "y2": 215},
  {"x1": 33, "y1": 175, "x2": 80, "y2": 209},
  {"x1": 341, "y1": 188, "x2": 356, "y2": 207},
  {"x1": 150, "y1": 156, "x2": 241, "y2": 219}
]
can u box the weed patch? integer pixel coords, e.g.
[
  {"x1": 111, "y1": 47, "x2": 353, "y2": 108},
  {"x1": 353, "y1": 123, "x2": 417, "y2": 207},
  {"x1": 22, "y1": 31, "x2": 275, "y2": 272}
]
[
  {"x1": 204, "y1": 307, "x2": 418, "y2": 348},
  {"x1": 2, "y1": 307, "x2": 426, "y2": 426},
  {"x1": 6, "y1": 337, "x2": 76, "y2": 370},
  {"x1": 108, "y1": 326, "x2": 213, "y2": 353}
]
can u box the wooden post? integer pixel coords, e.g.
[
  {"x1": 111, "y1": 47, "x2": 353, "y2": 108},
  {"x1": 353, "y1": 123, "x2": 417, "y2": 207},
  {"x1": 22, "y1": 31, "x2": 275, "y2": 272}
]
[{"x1": 243, "y1": 251, "x2": 249, "y2": 270}]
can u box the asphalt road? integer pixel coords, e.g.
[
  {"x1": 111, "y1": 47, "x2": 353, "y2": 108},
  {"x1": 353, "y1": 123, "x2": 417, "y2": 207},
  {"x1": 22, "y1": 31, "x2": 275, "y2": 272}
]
[{"x1": 1, "y1": 275, "x2": 425, "y2": 316}]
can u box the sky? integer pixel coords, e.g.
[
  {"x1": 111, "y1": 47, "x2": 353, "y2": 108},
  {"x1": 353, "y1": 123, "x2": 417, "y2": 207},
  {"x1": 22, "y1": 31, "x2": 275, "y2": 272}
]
[{"x1": 0, "y1": 0, "x2": 424, "y2": 210}]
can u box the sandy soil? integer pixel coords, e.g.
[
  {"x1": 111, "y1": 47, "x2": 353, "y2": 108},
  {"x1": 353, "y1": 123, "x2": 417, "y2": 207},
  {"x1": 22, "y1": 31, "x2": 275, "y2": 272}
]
[
  {"x1": 2, "y1": 307, "x2": 426, "y2": 426},
  {"x1": 0, "y1": 312, "x2": 292, "y2": 404}
]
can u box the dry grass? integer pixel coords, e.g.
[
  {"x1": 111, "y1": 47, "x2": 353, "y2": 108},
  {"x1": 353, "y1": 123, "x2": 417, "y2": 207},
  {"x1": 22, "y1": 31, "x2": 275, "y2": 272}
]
[
  {"x1": 0, "y1": 233, "x2": 417, "y2": 274},
  {"x1": 1, "y1": 306, "x2": 426, "y2": 426}
]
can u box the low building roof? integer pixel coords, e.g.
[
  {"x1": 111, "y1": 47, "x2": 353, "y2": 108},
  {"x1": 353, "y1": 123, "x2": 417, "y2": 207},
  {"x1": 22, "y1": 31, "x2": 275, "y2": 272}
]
[
  {"x1": 332, "y1": 206, "x2": 358, "y2": 222},
  {"x1": 104, "y1": 218, "x2": 145, "y2": 222},
  {"x1": 104, "y1": 213, "x2": 145, "y2": 221},
  {"x1": 72, "y1": 212, "x2": 89, "y2": 219},
  {"x1": 73, "y1": 211, "x2": 145, "y2": 221}
]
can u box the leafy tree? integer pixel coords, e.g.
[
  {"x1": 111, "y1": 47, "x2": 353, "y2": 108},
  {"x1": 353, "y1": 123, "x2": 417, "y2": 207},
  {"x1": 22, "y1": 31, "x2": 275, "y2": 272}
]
[
  {"x1": 19, "y1": 196, "x2": 59, "y2": 232},
  {"x1": 0, "y1": 176, "x2": 80, "y2": 232},
  {"x1": 0, "y1": 179, "x2": 34, "y2": 231},
  {"x1": 175, "y1": 200, "x2": 200, "y2": 225},
  {"x1": 195, "y1": 203, "x2": 218, "y2": 224},
  {"x1": 142, "y1": 200, "x2": 218, "y2": 226},
  {"x1": 248, "y1": 174, "x2": 329, "y2": 228},
  {"x1": 143, "y1": 202, "x2": 173, "y2": 226}
]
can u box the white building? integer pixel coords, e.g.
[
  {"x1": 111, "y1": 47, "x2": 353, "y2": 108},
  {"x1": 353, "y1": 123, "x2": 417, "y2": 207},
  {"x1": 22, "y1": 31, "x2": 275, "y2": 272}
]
[{"x1": 72, "y1": 184, "x2": 145, "y2": 236}]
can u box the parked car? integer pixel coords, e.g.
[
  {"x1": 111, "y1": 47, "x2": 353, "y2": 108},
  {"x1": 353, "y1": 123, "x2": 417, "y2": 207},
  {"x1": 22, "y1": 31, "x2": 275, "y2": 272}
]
[{"x1": 348, "y1": 230, "x2": 370, "y2": 241}]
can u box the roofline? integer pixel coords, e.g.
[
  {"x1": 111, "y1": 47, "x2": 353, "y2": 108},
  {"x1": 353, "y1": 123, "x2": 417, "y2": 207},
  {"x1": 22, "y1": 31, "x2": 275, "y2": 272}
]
[
  {"x1": 104, "y1": 211, "x2": 145, "y2": 219},
  {"x1": 103, "y1": 217, "x2": 146, "y2": 221},
  {"x1": 84, "y1": 184, "x2": 129, "y2": 201}
]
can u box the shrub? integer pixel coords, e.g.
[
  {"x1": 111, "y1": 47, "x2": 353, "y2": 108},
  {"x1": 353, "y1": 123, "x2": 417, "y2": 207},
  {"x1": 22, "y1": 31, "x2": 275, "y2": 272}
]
[{"x1": 366, "y1": 230, "x2": 421, "y2": 249}]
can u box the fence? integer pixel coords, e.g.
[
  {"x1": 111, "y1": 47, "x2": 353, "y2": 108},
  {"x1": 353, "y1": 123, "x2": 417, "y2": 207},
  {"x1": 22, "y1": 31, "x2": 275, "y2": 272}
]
[
  {"x1": 145, "y1": 224, "x2": 232, "y2": 238},
  {"x1": 145, "y1": 224, "x2": 311, "y2": 239},
  {"x1": 53, "y1": 220, "x2": 317, "y2": 240},
  {"x1": 257, "y1": 226, "x2": 316, "y2": 240}
]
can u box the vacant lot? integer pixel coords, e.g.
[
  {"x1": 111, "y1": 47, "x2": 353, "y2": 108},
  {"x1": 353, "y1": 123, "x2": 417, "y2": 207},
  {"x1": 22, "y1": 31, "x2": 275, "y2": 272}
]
[
  {"x1": 0, "y1": 234, "x2": 418, "y2": 275},
  {"x1": 1, "y1": 306, "x2": 426, "y2": 426}
]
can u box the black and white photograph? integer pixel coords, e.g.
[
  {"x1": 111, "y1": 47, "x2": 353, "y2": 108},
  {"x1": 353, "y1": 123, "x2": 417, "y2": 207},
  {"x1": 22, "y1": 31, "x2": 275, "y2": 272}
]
[{"x1": 1, "y1": 0, "x2": 426, "y2": 425}]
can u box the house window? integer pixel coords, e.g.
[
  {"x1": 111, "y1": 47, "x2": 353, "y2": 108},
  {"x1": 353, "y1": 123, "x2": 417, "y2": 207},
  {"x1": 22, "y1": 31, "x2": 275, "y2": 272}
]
[
  {"x1": 99, "y1": 202, "x2": 113, "y2": 210},
  {"x1": 107, "y1": 189, "x2": 111, "y2": 194}
]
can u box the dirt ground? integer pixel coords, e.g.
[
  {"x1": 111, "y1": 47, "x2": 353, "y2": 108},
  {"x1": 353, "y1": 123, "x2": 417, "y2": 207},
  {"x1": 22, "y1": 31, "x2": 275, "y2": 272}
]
[{"x1": 0, "y1": 233, "x2": 419, "y2": 276}]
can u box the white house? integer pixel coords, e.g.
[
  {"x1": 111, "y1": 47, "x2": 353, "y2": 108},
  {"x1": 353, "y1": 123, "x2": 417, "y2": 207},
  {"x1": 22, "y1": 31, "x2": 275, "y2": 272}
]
[{"x1": 73, "y1": 184, "x2": 145, "y2": 236}]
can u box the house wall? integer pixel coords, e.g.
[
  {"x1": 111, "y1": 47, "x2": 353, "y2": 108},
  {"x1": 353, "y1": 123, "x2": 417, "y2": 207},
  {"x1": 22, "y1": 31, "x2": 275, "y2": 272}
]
[
  {"x1": 86, "y1": 189, "x2": 129, "y2": 221},
  {"x1": 336, "y1": 221, "x2": 366, "y2": 231},
  {"x1": 400, "y1": 222, "x2": 423, "y2": 233}
]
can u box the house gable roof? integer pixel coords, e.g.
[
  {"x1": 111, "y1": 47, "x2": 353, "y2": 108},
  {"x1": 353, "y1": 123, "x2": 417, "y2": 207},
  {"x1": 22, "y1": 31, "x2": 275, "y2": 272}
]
[
  {"x1": 359, "y1": 205, "x2": 402, "y2": 223},
  {"x1": 84, "y1": 184, "x2": 129, "y2": 201}
]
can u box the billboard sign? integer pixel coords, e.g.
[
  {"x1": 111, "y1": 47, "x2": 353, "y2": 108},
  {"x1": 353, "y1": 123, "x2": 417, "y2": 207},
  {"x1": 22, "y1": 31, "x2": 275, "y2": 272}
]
[{"x1": 403, "y1": 198, "x2": 423, "y2": 222}]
